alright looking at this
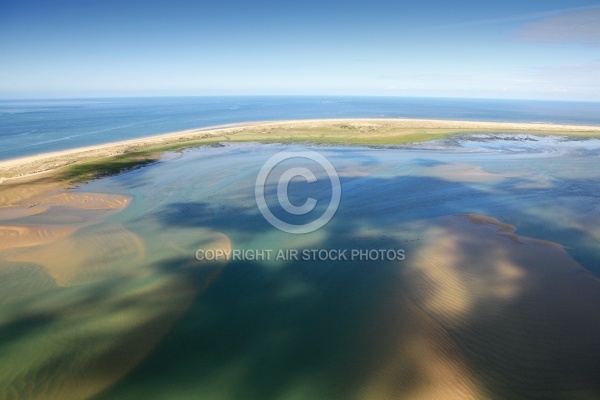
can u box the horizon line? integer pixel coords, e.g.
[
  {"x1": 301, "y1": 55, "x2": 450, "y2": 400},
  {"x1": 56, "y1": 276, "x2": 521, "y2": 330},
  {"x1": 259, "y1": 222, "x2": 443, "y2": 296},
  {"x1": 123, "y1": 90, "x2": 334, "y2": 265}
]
[{"x1": 1, "y1": 94, "x2": 599, "y2": 103}]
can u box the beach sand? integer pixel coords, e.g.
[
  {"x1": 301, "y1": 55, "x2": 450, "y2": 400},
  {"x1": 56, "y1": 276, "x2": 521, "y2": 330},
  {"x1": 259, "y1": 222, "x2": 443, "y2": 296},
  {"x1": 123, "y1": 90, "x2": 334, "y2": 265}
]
[{"x1": 1, "y1": 118, "x2": 600, "y2": 180}]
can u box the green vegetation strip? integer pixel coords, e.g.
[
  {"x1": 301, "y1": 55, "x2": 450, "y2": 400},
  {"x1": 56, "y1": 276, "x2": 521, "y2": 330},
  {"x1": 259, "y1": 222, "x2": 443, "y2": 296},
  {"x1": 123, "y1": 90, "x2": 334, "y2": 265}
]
[
  {"x1": 58, "y1": 124, "x2": 600, "y2": 183},
  {"x1": 60, "y1": 139, "x2": 224, "y2": 183},
  {"x1": 61, "y1": 155, "x2": 157, "y2": 183}
]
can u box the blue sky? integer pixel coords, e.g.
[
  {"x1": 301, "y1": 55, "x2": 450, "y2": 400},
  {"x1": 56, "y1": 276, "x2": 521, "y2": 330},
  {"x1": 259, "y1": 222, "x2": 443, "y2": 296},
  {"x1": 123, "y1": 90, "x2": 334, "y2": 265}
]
[{"x1": 1, "y1": 0, "x2": 599, "y2": 100}]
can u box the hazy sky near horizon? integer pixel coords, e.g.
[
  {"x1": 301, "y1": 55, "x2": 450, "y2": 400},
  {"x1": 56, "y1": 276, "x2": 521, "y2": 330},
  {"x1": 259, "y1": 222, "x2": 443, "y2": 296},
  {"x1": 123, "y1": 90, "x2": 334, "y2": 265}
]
[{"x1": 1, "y1": 0, "x2": 599, "y2": 100}]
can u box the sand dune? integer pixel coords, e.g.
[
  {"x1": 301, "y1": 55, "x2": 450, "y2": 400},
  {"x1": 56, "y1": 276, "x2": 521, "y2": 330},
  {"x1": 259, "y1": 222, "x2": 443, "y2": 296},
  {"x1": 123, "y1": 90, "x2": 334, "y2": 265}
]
[
  {"x1": 0, "y1": 169, "x2": 130, "y2": 228},
  {"x1": 0, "y1": 173, "x2": 133, "y2": 281}
]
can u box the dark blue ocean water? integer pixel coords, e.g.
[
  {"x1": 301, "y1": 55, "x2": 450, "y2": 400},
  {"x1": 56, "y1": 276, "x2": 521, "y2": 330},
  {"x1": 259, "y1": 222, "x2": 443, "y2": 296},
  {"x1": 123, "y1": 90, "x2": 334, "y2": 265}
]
[{"x1": 0, "y1": 96, "x2": 599, "y2": 160}]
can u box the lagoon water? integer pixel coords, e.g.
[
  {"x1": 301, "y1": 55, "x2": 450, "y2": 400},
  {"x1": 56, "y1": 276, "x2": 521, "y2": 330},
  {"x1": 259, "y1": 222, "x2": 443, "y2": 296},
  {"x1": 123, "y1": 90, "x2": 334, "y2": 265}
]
[
  {"x1": 1, "y1": 96, "x2": 600, "y2": 159},
  {"x1": 98, "y1": 139, "x2": 600, "y2": 399},
  {"x1": 2, "y1": 98, "x2": 600, "y2": 399}
]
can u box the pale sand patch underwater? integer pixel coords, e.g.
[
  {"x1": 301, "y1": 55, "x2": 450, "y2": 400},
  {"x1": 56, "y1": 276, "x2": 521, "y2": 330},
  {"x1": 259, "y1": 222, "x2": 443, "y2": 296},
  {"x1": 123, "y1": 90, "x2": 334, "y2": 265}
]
[
  {"x1": 96, "y1": 213, "x2": 600, "y2": 400},
  {"x1": 0, "y1": 171, "x2": 233, "y2": 399},
  {"x1": 0, "y1": 175, "x2": 133, "y2": 282},
  {"x1": 417, "y1": 163, "x2": 510, "y2": 183},
  {"x1": 2, "y1": 193, "x2": 600, "y2": 399},
  {"x1": 0, "y1": 225, "x2": 78, "y2": 251},
  {"x1": 341, "y1": 215, "x2": 600, "y2": 400},
  {"x1": 0, "y1": 228, "x2": 231, "y2": 400},
  {"x1": 0, "y1": 172, "x2": 64, "y2": 207},
  {"x1": 386, "y1": 215, "x2": 600, "y2": 399}
]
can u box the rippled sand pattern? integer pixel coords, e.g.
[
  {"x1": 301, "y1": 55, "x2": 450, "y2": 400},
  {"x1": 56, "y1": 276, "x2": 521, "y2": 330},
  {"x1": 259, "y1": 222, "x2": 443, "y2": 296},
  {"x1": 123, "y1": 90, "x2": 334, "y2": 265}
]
[
  {"x1": 0, "y1": 176, "x2": 232, "y2": 400},
  {"x1": 357, "y1": 295, "x2": 485, "y2": 400},
  {"x1": 400, "y1": 215, "x2": 600, "y2": 399},
  {"x1": 0, "y1": 228, "x2": 231, "y2": 400},
  {"x1": 3, "y1": 223, "x2": 144, "y2": 285},
  {"x1": 40, "y1": 192, "x2": 131, "y2": 211},
  {"x1": 0, "y1": 225, "x2": 78, "y2": 251}
]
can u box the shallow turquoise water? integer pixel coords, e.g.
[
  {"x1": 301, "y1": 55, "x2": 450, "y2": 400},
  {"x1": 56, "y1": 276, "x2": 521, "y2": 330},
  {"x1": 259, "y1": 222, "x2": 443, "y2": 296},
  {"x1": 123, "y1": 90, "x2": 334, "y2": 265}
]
[
  {"x1": 2, "y1": 135, "x2": 600, "y2": 398},
  {"x1": 83, "y1": 138, "x2": 600, "y2": 272},
  {"x1": 70, "y1": 137, "x2": 600, "y2": 399}
]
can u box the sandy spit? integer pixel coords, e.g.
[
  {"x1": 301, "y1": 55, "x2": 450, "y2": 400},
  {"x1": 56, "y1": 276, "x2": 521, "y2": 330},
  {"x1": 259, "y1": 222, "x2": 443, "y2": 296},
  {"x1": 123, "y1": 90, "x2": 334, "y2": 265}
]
[{"x1": 1, "y1": 118, "x2": 599, "y2": 180}]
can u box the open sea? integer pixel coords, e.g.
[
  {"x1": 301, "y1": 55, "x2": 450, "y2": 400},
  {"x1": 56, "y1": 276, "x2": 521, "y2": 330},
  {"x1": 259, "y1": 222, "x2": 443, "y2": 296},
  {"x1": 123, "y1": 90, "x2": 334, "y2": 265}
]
[{"x1": 1, "y1": 96, "x2": 599, "y2": 160}]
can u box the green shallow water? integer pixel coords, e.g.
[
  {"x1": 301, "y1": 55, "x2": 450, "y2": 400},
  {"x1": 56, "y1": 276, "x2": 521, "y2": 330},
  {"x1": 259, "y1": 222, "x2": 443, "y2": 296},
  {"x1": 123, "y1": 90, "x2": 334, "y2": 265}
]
[{"x1": 2, "y1": 138, "x2": 600, "y2": 399}]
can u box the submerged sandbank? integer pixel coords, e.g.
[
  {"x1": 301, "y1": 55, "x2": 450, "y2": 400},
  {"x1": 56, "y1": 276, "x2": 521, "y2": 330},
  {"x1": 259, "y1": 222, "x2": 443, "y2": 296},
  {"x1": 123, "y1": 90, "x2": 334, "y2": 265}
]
[
  {"x1": 0, "y1": 175, "x2": 232, "y2": 399},
  {"x1": 357, "y1": 214, "x2": 600, "y2": 399}
]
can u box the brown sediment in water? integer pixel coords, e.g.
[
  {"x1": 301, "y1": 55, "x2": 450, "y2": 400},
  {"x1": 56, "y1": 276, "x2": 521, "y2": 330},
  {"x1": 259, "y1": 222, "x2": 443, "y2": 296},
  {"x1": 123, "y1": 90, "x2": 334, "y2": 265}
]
[
  {"x1": 461, "y1": 213, "x2": 564, "y2": 247},
  {"x1": 316, "y1": 214, "x2": 600, "y2": 399},
  {"x1": 59, "y1": 234, "x2": 231, "y2": 400}
]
